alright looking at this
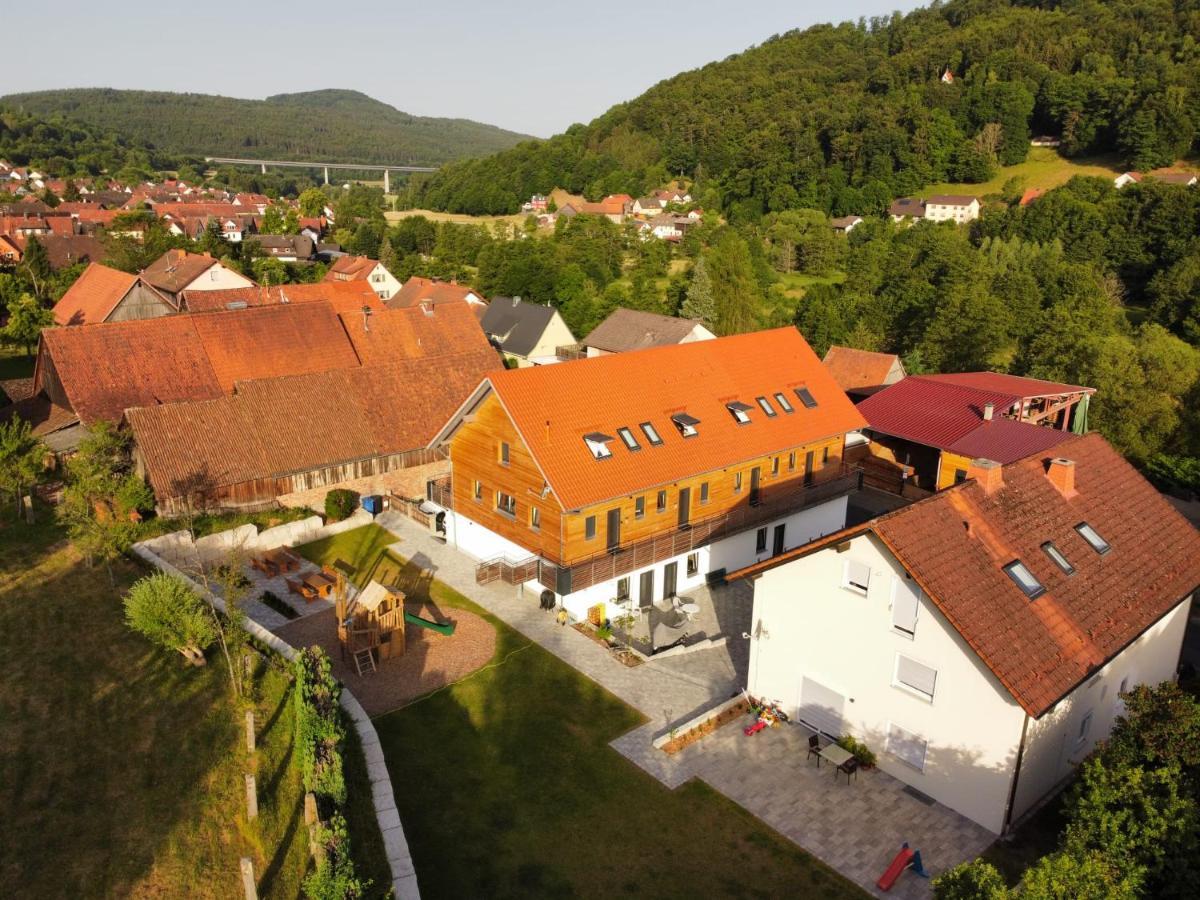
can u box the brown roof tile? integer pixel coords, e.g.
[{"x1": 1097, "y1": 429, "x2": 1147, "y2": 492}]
[
  {"x1": 583, "y1": 308, "x2": 707, "y2": 353},
  {"x1": 53, "y1": 262, "x2": 138, "y2": 325},
  {"x1": 822, "y1": 346, "x2": 904, "y2": 392}
]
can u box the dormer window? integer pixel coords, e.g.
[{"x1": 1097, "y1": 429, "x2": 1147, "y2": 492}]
[
  {"x1": 794, "y1": 387, "x2": 818, "y2": 409},
  {"x1": 774, "y1": 392, "x2": 794, "y2": 413},
  {"x1": 583, "y1": 432, "x2": 614, "y2": 460},
  {"x1": 617, "y1": 427, "x2": 640, "y2": 451},
  {"x1": 1042, "y1": 542, "x2": 1075, "y2": 575},
  {"x1": 1003, "y1": 560, "x2": 1046, "y2": 600},
  {"x1": 726, "y1": 402, "x2": 752, "y2": 425},
  {"x1": 639, "y1": 422, "x2": 663, "y2": 446},
  {"x1": 756, "y1": 396, "x2": 777, "y2": 417},
  {"x1": 1075, "y1": 522, "x2": 1111, "y2": 555},
  {"x1": 671, "y1": 413, "x2": 700, "y2": 438}
]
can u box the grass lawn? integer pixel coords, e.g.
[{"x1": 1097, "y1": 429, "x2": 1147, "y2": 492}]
[
  {"x1": 922, "y1": 147, "x2": 1122, "y2": 197},
  {"x1": 386, "y1": 207, "x2": 526, "y2": 228},
  {"x1": 294, "y1": 523, "x2": 397, "y2": 584},
  {"x1": 0, "y1": 346, "x2": 36, "y2": 382},
  {"x1": 0, "y1": 509, "x2": 310, "y2": 898},
  {"x1": 778, "y1": 270, "x2": 847, "y2": 300},
  {"x1": 361, "y1": 549, "x2": 868, "y2": 899}
]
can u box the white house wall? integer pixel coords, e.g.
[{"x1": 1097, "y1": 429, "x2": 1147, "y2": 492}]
[
  {"x1": 747, "y1": 532, "x2": 1026, "y2": 834},
  {"x1": 185, "y1": 264, "x2": 254, "y2": 292},
  {"x1": 1010, "y1": 595, "x2": 1191, "y2": 823}
]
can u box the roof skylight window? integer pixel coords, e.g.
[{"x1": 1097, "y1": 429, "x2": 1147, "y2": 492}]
[
  {"x1": 1003, "y1": 560, "x2": 1046, "y2": 600},
  {"x1": 727, "y1": 402, "x2": 752, "y2": 425},
  {"x1": 671, "y1": 412, "x2": 700, "y2": 438},
  {"x1": 639, "y1": 422, "x2": 663, "y2": 446},
  {"x1": 1075, "y1": 522, "x2": 1111, "y2": 555},
  {"x1": 756, "y1": 396, "x2": 777, "y2": 417},
  {"x1": 794, "y1": 386, "x2": 819, "y2": 409},
  {"x1": 774, "y1": 392, "x2": 794, "y2": 413},
  {"x1": 1041, "y1": 542, "x2": 1075, "y2": 576},
  {"x1": 583, "y1": 432, "x2": 614, "y2": 460},
  {"x1": 616, "y1": 427, "x2": 640, "y2": 451}
]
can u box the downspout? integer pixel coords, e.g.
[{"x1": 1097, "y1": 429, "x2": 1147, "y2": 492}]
[{"x1": 1002, "y1": 713, "x2": 1031, "y2": 834}]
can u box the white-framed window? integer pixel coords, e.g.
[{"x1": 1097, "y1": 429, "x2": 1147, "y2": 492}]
[
  {"x1": 886, "y1": 722, "x2": 928, "y2": 771},
  {"x1": 894, "y1": 654, "x2": 937, "y2": 701},
  {"x1": 843, "y1": 559, "x2": 871, "y2": 595},
  {"x1": 634, "y1": 496, "x2": 645, "y2": 519},
  {"x1": 891, "y1": 577, "x2": 920, "y2": 637},
  {"x1": 496, "y1": 491, "x2": 516, "y2": 517}
]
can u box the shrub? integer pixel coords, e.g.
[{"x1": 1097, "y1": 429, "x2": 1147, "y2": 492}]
[
  {"x1": 836, "y1": 733, "x2": 877, "y2": 768},
  {"x1": 124, "y1": 572, "x2": 217, "y2": 663},
  {"x1": 324, "y1": 489, "x2": 360, "y2": 522},
  {"x1": 596, "y1": 624, "x2": 613, "y2": 641},
  {"x1": 933, "y1": 859, "x2": 1010, "y2": 899}
]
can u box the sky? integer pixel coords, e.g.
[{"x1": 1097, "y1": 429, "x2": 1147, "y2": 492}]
[{"x1": 4, "y1": 0, "x2": 923, "y2": 138}]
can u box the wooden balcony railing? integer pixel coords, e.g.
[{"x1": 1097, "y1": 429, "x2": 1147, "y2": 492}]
[
  {"x1": 426, "y1": 474, "x2": 453, "y2": 510},
  {"x1": 541, "y1": 464, "x2": 862, "y2": 594}
]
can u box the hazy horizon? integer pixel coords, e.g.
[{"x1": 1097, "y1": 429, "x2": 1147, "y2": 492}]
[{"x1": 4, "y1": 0, "x2": 922, "y2": 138}]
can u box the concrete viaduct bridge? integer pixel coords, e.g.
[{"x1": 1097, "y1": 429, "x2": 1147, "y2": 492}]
[{"x1": 203, "y1": 157, "x2": 438, "y2": 192}]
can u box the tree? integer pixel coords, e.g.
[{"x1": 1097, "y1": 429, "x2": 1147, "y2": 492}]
[
  {"x1": 932, "y1": 859, "x2": 1010, "y2": 900},
  {"x1": 260, "y1": 205, "x2": 286, "y2": 235},
  {"x1": 20, "y1": 236, "x2": 51, "y2": 298},
  {"x1": 0, "y1": 418, "x2": 45, "y2": 521},
  {"x1": 705, "y1": 232, "x2": 762, "y2": 335},
  {"x1": 299, "y1": 187, "x2": 327, "y2": 218},
  {"x1": 1020, "y1": 850, "x2": 1141, "y2": 900},
  {"x1": 251, "y1": 256, "x2": 287, "y2": 286},
  {"x1": 680, "y1": 257, "x2": 716, "y2": 328},
  {"x1": 2, "y1": 293, "x2": 53, "y2": 356},
  {"x1": 123, "y1": 573, "x2": 218, "y2": 665}
]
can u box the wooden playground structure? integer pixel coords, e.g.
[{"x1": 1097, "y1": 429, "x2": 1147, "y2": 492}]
[{"x1": 335, "y1": 574, "x2": 407, "y2": 677}]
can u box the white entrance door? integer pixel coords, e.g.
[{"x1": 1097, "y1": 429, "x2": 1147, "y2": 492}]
[{"x1": 796, "y1": 676, "x2": 846, "y2": 738}]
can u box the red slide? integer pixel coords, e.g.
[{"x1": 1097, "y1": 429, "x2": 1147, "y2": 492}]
[{"x1": 876, "y1": 845, "x2": 915, "y2": 891}]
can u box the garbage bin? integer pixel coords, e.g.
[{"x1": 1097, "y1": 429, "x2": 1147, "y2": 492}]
[{"x1": 361, "y1": 495, "x2": 383, "y2": 515}]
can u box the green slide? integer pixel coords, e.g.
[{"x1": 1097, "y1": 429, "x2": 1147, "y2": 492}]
[{"x1": 404, "y1": 611, "x2": 456, "y2": 636}]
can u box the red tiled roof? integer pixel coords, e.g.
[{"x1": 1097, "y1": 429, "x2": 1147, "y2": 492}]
[
  {"x1": 944, "y1": 416, "x2": 1074, "y2": 462},
  {"x1": 52, "y1": 262, "x2": 138, "y2": 325},
  {"x1": 822, "y1": 346, "x2": 903, "y2": 392},
  {"x1": 323, "y1": 255, "x2": 378, "y2": 281},
  {"x1": 857, "y1": 377, "x2": 1021, "y2": 449},
  {"x1": 338, "y1": 301, "x2": 497, "y2": 366},
  {"x1": 388, "y1": 277, "x2": 486, "y2": 311},
  {"x1": 141, "y1": 249, "x2": 223, "y2": 294},
  {"x1": 873, "y1": 434, "x2": 1200, "y2": 716},
  {"x1": 127, "y1": 350, "x2": 499, "y2": 498},
  {"x1": 181, "y1": 281, "x2": 382, "y2": 315},
  {"x1": 473, "y1": 327, "x2": 867, "y2": 510}
]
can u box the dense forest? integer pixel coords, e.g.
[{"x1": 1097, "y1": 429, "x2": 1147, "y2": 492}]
[
  {"x1": 416, "y1": 0, "x2": 1200, "y2": 216},
  {"x1": 0, "y1": 88, "x2": 530, "y2": 166}
]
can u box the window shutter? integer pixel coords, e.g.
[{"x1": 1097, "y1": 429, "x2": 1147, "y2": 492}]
[
  {"x1": 896, "y1": 655, "x2": 937, "y2": 699},
  {"x1": 887, "y1": 723, "x2": 928, "y2": 771},
  {"x1": 845, "y1": 560, "x2": 871, "y2": 592},
  {"x1": 891, "y1": 578, "x2": 920, "y2": 634}
]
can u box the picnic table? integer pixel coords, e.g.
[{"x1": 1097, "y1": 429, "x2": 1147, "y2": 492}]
[
  {"x1": 263, "y1": 547, "x2": 302, "y2": 573},
  {"x1": 301, "y1": 570, "x2": 337, "y2": 599}
]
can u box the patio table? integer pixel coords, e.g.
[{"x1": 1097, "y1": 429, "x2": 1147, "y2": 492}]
[
  {"x1": 301, "y1": 571, "x2": 337, "y2": 600},
  {"x1": 264, "y1": 547, "x2": 301, "y2": 573},
  {"x1": 816, "y1": 742, "x2": 853, "y2": 770}
]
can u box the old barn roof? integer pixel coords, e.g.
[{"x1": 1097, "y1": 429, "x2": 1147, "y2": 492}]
[
  {"x1": 141, "y1": 249, "x2": 224, "y2": 294},
  {"x1": 822, "y1": 346, "x2": 904, "y2": 393},
  {"x1": 583, "y1": 308, "x2": 707, "y2": 354},
  {"x1": 181, "y1": 281, "x2": 382, "y2": 315},
  {"x1": 52, "y1": 262, "x2": 140, "y2": 325}
]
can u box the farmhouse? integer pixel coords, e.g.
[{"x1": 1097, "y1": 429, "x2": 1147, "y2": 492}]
[
  {"x1": 426, "y1": 327, "x2": 867, "y2": 623},
  {"x1": 140, "y1": 249, "x2": 254, "y2": 306},
  {"x1": 323, "y1": 254, "x2": 402, "y2": 300},
  {"x1": 735, "y1": 434, "x2": 1200, "y2": 834},
  {"x1": 922, "y1": 195, "x2": 980, "y2": 224}
]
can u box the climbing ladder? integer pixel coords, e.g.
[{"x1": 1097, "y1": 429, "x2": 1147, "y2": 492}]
[{"x1": 353, "y1": 648, "x2": 376, "y2": 677}]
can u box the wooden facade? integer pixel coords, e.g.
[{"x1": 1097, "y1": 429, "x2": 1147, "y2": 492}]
[
  {"x1": 450, "y1": 393, "x2": 850, "y2": 568},
  {"x1": 106, "y1": 282, "x2": 176, "y2": 323}
]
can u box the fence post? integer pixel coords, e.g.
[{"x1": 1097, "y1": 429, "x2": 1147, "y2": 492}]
[
  {"x1": 239, "y1": 857, "x2": 257, "y2": 900},
  {"x1": 245, "y1": 709, "x2": 256, "y2": 753},
  {"x1": 245, "y1": 774, "x2": 258, "y2": 821}
]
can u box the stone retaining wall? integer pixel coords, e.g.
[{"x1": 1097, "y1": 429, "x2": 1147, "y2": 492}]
[{"x1": 132, "y1": 540, "x2": 420, "y2": 900}]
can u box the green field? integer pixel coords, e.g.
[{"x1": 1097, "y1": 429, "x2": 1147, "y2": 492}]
[
  {"x1": 0, "y1": 346, "x2": 36, "y2": 383},
  {"x1": 922, "y1": 147, "x2": 1123, "y2": 197},
  {"x1": 367, "y1": 549, "x2": 868, "y2": 900}
]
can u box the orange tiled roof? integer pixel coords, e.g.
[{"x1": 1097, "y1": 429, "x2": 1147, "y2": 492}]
[
  {"x1": 338, "y1": 301, "x2": 497, "y2": 366},
  {"x1": 323, "y1": 255, "x2": 378, "y2": 281},
  {"x1": 474, "y1": 327, "x2": 867, "y2": 510},
  {"x1": 822, "y1": 346, "x2": 903, "y2": 392},
  {"x1": 52, "y1": 262, "x2": 139, "y2": 325},
  {"x1": 873, "y1": 434, "x2": 1200, "y2": 716},
  {"x1": 141, "y1": 249, "x2": 223, "y2": 294},
  {"x1": 389, "y1": 276, "x2": 485, "y2": 309},
  {"x1": 181, "y1": 281, "x2": 382, "y2": 315}
]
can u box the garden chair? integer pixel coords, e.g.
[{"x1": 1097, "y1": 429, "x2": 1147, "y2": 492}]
[
  {"x1": 806, "y1": 733, "x2": 823, "y2": 764},
  {"x1": 836, "y1": 757, "x2": 859, "y2": 784}
]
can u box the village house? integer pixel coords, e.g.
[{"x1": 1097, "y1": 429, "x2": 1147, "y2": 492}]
[
  {"x1": 323, "y1": 254, "x2": 402, "y2": 301},
  {"x1": 1114, "y1": 172, "x2": 1143, "y2": 189},
  {"x1": 388, "y1": 276, "x2": 489, "y2": 320},
  {"x1": 140, "y1": 249, "x2": 254, "y2": 306},
  {"x1": 581, "y1": 308, "x2": 715, "y2": 357},
  {"x1": 424, "y1": 327, "x2": 866, "y2": 624},
  {"x1": 734, "y1": 434, "x2": 1200, "y2": 834},
  {"x1": 248, "y1": 234, "x2": 315, "y2": 262},
  {"x1": 52, "y1": 262, "x2": 176, "y2": 326},
  {"x1": 632, "y1": 196, "x2": 664, "y2": 216},
  {"x1": 478, "y1": 296, "x2": 576, "y2": 366},
  {"x1": 888, "y1": 197, "x2": 925, "y2": 222},
  {"x1": 830, "y1": 215, "x2": 863, "y2": 233},
  {"x1": 922, "y1": 195, "x2": 980, "y2": 224},
  {"x1": 1150, "y1": 171, "x2": 1198, "y2": 187},
  {"x1": 821, "y1": 345, "x2": 906, "y2": 401},
  {"x1": 854, "y1": 373, "x2": 1094, "y2": 494}
]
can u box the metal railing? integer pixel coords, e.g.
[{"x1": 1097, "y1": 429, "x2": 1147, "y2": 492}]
[{"x1": 476, "y1": 555, "x2": 540, "y2": 586}]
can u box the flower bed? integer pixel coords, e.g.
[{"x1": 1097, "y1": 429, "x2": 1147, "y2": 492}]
[
  {"x1": 659, "y1": 698, "x2": 751, "y2": 754},
  {"x1": 571, "y1": 622, "x2": 643, "y2": 667}
]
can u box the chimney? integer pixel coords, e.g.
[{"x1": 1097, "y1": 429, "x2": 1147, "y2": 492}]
[
  {"x1": 982, "y1": 402, "x2": 994, "y2": 422},
  {"x1": 1046, "y1": 457, "x2": 1077, "y2": 499},
  {"x1": 968, "y1": 458, "x2": 1004, "y2": 496},
  {"x1": 361, "y1": 305, "x2": 372, "y2": 331}
]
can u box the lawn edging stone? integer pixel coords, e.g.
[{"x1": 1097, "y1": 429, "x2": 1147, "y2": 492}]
[{"x1": 132, "y1": 539, "x2": 420, "y2": 900}]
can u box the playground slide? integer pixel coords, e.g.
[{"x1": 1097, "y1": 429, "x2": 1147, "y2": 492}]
[
  {"x1": 876, "y1": 844, "x2": 915, "y2": 892},
  {"x1": 404, "y1": 611, "x2": 455, "y2": 636}
]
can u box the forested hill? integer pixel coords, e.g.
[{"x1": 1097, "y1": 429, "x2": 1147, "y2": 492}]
[
  {"x1": 417, "y1": 0, "x2": 1200, "y2": 215},
  {"x1": 0, "y1": 88, "x2": 532, "y2": 165}
]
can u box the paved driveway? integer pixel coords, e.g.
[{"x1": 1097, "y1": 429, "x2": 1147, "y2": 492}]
[{"x1": 373, "y1": 511, "x2": 993, "y2": 897}]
